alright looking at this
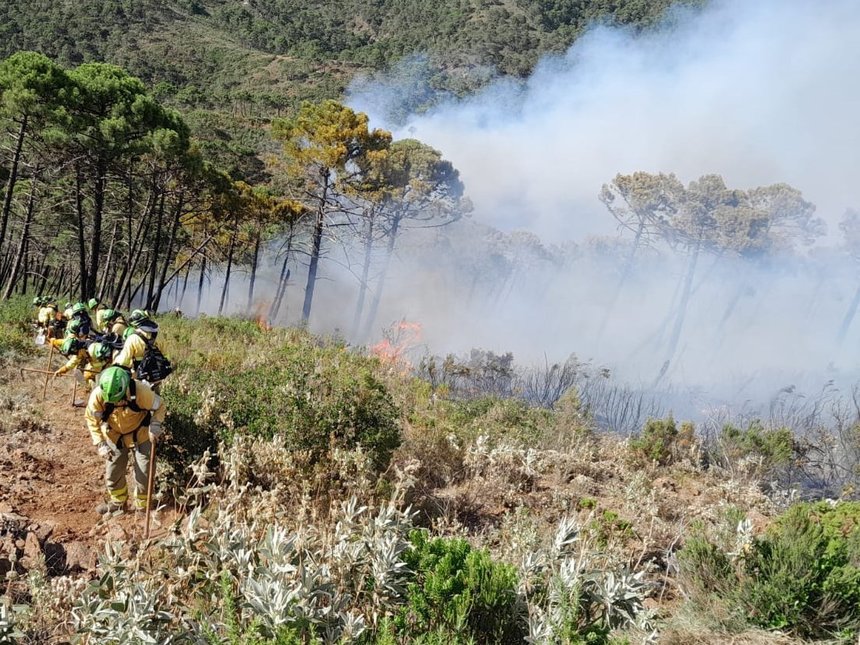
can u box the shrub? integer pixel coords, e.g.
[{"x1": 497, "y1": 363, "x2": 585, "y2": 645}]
[
  {"x1": 158, "y1": 318, "x2": 401, "y2": 477},
  {"x1": 679, "y1": 501, "x2": 860, "y2": 639},
  {"x1": 0, "y1": 296, "x2": 38, "y2": 360},
  {"x1": 395, "y1": 530, "x2": 526, "y2": 644},
  {"x1": 713, "y1": 421, "x2": 798, "y2": 483},
  {"x1": 630, "y1": 417, "x2": 695, "y2": 466}
]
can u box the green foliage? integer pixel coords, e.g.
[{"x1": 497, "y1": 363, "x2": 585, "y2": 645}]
[
  {"x1": 588, "y1": 510, "x2": 634, "y2": 548},
  {"x1": 160, "y1": 316, "x2": 401, "y2": 474},
  {"x1": 0, "y1": 295, "x2": 36, "y2": 358},
  {"x1": 396, "y1": 530, "x2": 526, "y2": 644},
  {"x1": 680, "y1": 501, "x2": 860, "y2": 639},
  {"x1": 716, "y1": 421, "x2": 797, "y2": 479},
  {"x1": 630, "y1": 416, "x2": 694, "y2": 466}
]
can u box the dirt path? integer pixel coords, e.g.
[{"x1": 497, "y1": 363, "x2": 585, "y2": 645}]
[{"x1": 1, "y1": 349, "x2": 177, "y2": 574}]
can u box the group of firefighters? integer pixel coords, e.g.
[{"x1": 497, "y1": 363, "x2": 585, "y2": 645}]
[{"x1": 32, "y1": 296, "x2": 170, "y2": 517}]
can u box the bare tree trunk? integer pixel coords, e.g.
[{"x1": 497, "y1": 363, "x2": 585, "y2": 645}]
[
  {"x1": 269, "y1": 224, "x2": 295, "y2": 321},
  {"x1": 219, "y1": 228, "x2": 237, "y2": 315},
  {"x1": 360, "y1": 216, "x2": 400, "y2": 341},
  {"x1": 145, "y1": 192, "x2": 166, "y2": 308},
  {"x1": 2, "y1": 178, "x2": 37, "y2": 299},
  {"x1": 351, "y1": 212, "x2": 375, "y2": 338},
  {"x1": 0, "y1": 116, "x2": 28, "y2": 260},
  {"x1": 247, "y1": 232, "x2": 260, "y2": 310},
  {"x1": 152, "y1": 192, "x2": 184, "y2": 311},
  {"x1": 302, "y1": 172, "x2": 329, "y2": 323},
  {"x1": 98, "y1": 220, "x2": 118, "y2": 301},
  {"x1": 75, "y1": 167, "x2": 88, "y2": 301},
  {"x1": 87, "y1": 161, "x2": 107, "y2": 298},
  {"x1": 597, "y1": 218, "x2": 646, "y2": 344},
  {"x1": 654, "y1": 240, "x2": 702, "y2": 386},
  {"x1": 196, "y1": 255, "x2": 206, "y2": 315},
  {"x1": 837, "y1": 281, "x2": 860, "y2": 344}
]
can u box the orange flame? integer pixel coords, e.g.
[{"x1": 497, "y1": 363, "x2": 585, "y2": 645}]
[{"x1": 371, "y1": 320, "x2": 423, "y2": 369}]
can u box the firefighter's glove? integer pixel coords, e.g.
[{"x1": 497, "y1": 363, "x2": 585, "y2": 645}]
[
  {"x1": 148, "y1": 420, "x2": 163, "y2": 440},
  {"x1": 97, "y1": 441, "x2": 116, "y2": 460}
]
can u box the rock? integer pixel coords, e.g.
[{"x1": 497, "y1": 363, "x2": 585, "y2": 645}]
[
  {"x1": 20, "y1": 531, "x2": 43, "y2": 570},
  {"x1": 64, "y1": 541, "x2": 97, "y2": 573},
  {"x1": 107, "y1": 523, "x2": 128, "y2": 542},
  {"x1": 31, "y1": 522, "x2": 54, "y2": 543}
]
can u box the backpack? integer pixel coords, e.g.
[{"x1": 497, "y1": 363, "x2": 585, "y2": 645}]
[{"x1": 134, "y1": 333, "x2": 173, "y2": 383}]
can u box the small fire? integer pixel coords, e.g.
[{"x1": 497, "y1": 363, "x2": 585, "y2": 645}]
[
  {"x1": 371, "y1": 319, "x2": 423, "y2": 368},
  {"x1": 252, "y1": 300, "x2": 273, "y2": 332}
]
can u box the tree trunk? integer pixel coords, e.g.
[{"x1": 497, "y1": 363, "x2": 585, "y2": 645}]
[
  {"x1": 219, "y1": 228, "x2": 237, "y2": 315},
  {"x1": 145, "y1": 192, "x2": 166, "y2": 308},
  {"x1": 837, "y1": 281, "x2": 860, "y2": 344},
  {"x1": 19, "y1": 235, "x2": 29, "y2": 295},
  {"x1": 98, "y1": 220, "x2": 119, "y2": 301},
  {"x1": 178, "y1": 266, "x2": 190, "y2": 310},
  {"x1": 269, "y1": 224, "x2": 295, "y2": 321},
  {"x1": 0, "y1": 116, "x2": 28, "y2": 261},
  {"x1": 360, "y1": 216, "x2": 400, "y2": 341},
  {"x1": 351, "y1": 212, "x2": 376, "y2": 338},
  {"x1": 302, "y1": 172, "x2": 329, "y2": 323},
  {"x1": 196, "y1": 255, "x2": 206, "y2": 315},
  {"x1": 247, "y1": 232, "x2": 260, "y2": 310},
  {"x1": 654, "y1": 240, "x2": 702, "y2": 386},
  {"x1": 75, "y1": 167, "x2": 88, "y2": 301},
  {"x1": 2, "y1": 178, "x2": 37, "y2": 299},
  {"x1": 152, "y1": 192, "x2": 184, "y2": 311},
  {"x1": 87, "y1": 161, "x2": 107, "y2": 298},
  {"x1": 596, "y1": 218, "x2": 646, "y2": 344}
]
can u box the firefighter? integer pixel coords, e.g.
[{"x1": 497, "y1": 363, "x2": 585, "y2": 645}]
[
  {"x1": 36, "y1": 298, "x2": 58, "y2": 333},
  {"x1": 89, "y1": 298, "x2": 110, "y2": 331},
  {"x1": 115, "y1": 310, "x2": 159, "y2": 371},
  {"x1": 85, "y1": 367, "x2": 165, "y2": 514},
  {"x1": 101, "y1": 308, "x2": 128, "y2": 337},
  {"x1": 55, "y1": 339, "x2": 113, "y2": 390}
]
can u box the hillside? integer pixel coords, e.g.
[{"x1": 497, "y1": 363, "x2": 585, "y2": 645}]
[
  {"x1": 0, "y1": 0, "x2": 698, "y2": 115},
  {"x1": 1, "y1": 300, "x2": 859, "y2": 643}
]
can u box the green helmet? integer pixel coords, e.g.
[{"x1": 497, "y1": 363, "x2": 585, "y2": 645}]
[
  {"x1": 90, "y1": 342, "x2": 112, "y2": 361},
  {"x1": 99, "y1": 367, "x2": 130, "y2": 403},
  {"x1": 33, "y1": 296, "x2": 43, "y2": 306},
  {"x1": 128, "y1": 309, "x2": 148, "y2": 326},
  {"x1": 72, "y1": 302, "x2": 87, "y2": 315},
  {"x1": 103, "y1": 308, "x2": 118, "y2": 322},
  {"x1": 60, "y1": 337, "x2": 79, "y2": 355},
  {"x1": 67, "y1": 319, "x2": 84, "y2": 336},
  {"x1": 88, "y1": 298, "x2": 99, "y2": 309}
]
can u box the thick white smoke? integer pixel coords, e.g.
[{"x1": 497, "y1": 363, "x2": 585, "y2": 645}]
[
  {"x1": 349, "y1": 0, "x2": 860, "y2": 240},
  {"x1": 178, "y1": 0, "x2": 860, "y2": 423}
]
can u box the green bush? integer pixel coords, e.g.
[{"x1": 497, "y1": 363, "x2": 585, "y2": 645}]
[
  {"x1": 680, "y1": 501, "x2": 860, "y2": 639},
  {"x1": 715, "y1": 421, "x2": 797, "y2": 481},
  {"x1": 395, "y1": 530, "x2": 526, "y2": 644},
  {"x1": 0, "y1": 295, "x2": 39, "y2": 359},
  {"x1": 630, "y1": 417, "x2": 694, "y2": 466},
  {"x1": 159, "y1": 317, "x2": 401, "y2": 474}
]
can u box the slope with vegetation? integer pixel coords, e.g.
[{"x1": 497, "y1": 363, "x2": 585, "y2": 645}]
[{"x1": 1, "y1": 299, "x2": 859, "y2": 643}]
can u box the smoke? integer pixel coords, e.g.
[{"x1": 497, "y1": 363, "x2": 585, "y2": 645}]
[
  {"x1": 178, "y1": 0, "x2": 860, "y2": 422},
  {"x1": 349, "y1": 0, "x2": 860, "y2": 240}
]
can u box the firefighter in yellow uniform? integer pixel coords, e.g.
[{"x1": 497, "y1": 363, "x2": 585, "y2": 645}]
[
  {"x1": 54, "y1": 340, "x2": 113, "y2": 390},
  {"x1": 36, "y1": 298, "x2": 59, "y2": 333},
  {"x1": 115, "y1": 310, "x2": 162, "y2": 381},
  {"x1": 89, "y1": 298, "x2": 109, "y2": 331},
  {"x1": 85, "y1": 367, "x2": 166, "y2": 514},
  {"x1": 101, "y1": 308, "x2": 127, "y2": 336}
]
